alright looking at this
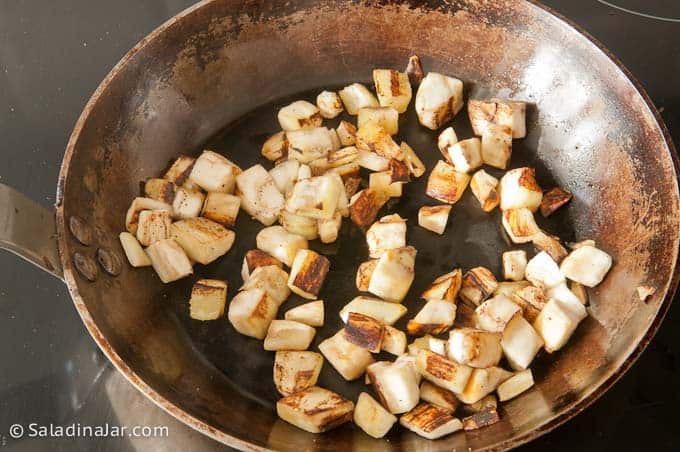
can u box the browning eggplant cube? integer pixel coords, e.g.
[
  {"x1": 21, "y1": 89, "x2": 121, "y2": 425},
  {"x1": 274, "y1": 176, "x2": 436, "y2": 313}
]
[
  {"x1": 349, "y1": 188, "x2": 389, "y2": 227},
  {"x1": 474, "y1": 294, "x2": 522, "y2": 333},
  {"x1": 356, "y1": 121, "x2": 402, "y2": 160},
  {"x1": 336, "y1": 120, "x2": 357, "y2": 147},
  {"x1": 421, "y1": 269, "x2": 462, "y2": 302},
  {"x1": 356, "y1": 259, "x2": 378, "y2": 292},
  {"x1": 357, "y1": 106, "x2": 399, "y2": 135},
  {"x1": 456, "y1": 366, "x2": 513, "y2": 405},
  {"x1": 318, "y1": 330, "x2": 375, "y2": 381},
  {"x1": 339, "y1": 296, "x2": 408, "y2": 325},
  {"x1": 144, "y1": 178, "x2": 176, "y2": 204},
  {"x1": 274, "y1": 351, "x2": 323, "y2": 396},
  {"x1": 415, "y1": 349, "x2": 473, "y2": 394},
  {"x1": 499, "y1": 167, "x2": 543, "y2": 212},
  {"x1": 408, "y1": 335, "x2": 448, "y2": 357},
  {"x1": 227, "y1": 288, "x2": 278, "y2": 340},
  {"x1": 533, "y1": 297, "x2": 587, "y2": 353},
  {"x1": 170, "y1": 217, "x2": 235, "y2": 265},
  {"x1": 338, "y1": 83, "x2": 379, "y2": 115},
  {"x1": 366, "y1": 214, "x2": 407, "y2": 258},
  {"x1": 261, "y1": 131, "x2": 289, "y2": 162},
  {"x1": 357, "y1": 150, "x2": 390, "y2": 172},
  {"x1": 540, "y1": 187, "x2": 573, "y2": 217},
  {"x1": 446, "y1": 138, "x2": 482, "y2": 174},
  {"x1": 256, "y1": 225, "x2": 308, "y2": 267},
  {"x1": 459, "y1": 267, "x2": 498, "y2": 306},
  {"x1": 284, "y1": 300, "x2": 324, "y2": 327},
  {"x1": 481, "y1": 124, "x2": 513, "y2": 169},
  {"x1": 525, "y1": 251, "x2": 565, "y2": 289},
  {"x1": 419, "y1": 381, "x2": 459, "y2": 413},
  {"x1": 286, "y1": 174, "x2": 341, "y2": 220},
  {"x1": 415, "y1": 72, "x2": 464, "y2": 130},
  {"x1": 501, "y1": 315, "x2": 543, "y2": 370},
  {"x1": 125, "y1": 197, "x2": 172, "y2": 234},
  {"x1": 560, "y1": 245, "x2": 613, "y2": 287},
  {"x1": 242, "y1": 265, "x2": 291, "y2": 306},
  {"x1": 288, "y1": 249, "x2": 330, "y2": 300},
  {"x1": 279, "y1": 209, "x2": 319, "y2": 240},
  {"x1": 368, "y1": 246, "x2": 416, "y2": 303},
  {"x1": 343, "y1": 312, "x2": 385, "y2": 353},
  {"x1": 447, "y1": 328, "x2": 502, "y2": 368},
  {"x1": 264, "y1": 320, "x2": 316, "y2": 351},
  {"x1": 278, "y1": 100, "x2": 322, "y2": 131},
  {"x1": 462, "y1": 407, "x2": 500, "y2": 431},
  {"x1": 470, "y1": 169, "x2": 500, "y2": 212},
  {"x1": 381, "y1": 325, "x2": 407, "y2": 356},
  {"x1": 163, "y1": 155, "x2": 195, "y2": 185},
  {"x1": 400, "y1": 402, "x2": 463, "y2": 439},
  {"x1": 172, "y1": 187, "x2": 205, "y2": 220},
  {"x1": 318, "y1": 212, "x2": 342, "y2": 244},
  {"x1": 407, "y1": 300, "x2": 457, "y2": 336},
  {"x1": 189, "y1": 150, "x2": 240, "y2": 193},
  {"x1": 497, "y1": 369, "x2": 534, "y2": 402},
  {"x1": 235, "y1": 164, "x2": 285, "y2": 226},
  {"x1": 136, "y1": 210, "x2": 172, "y2": 246},
  {"x1": 354, "y1": 392, "x2": 398, "y2": 439},
  {"x1": 467, "y1": 98, "x2": 526, "y2": 138},
  {"x1": 510, "y1": 286, "x2": 546, "y2": 323},
  {"x1": 269, "y1": 159, "x2": 299, "y2": 195},
  {"x1": 316, "y1": 90, "x2": 344, "y2": 119},
  {"x1": 369, "y1": 171, "x2": 403, "y2": 198},
  {"x1": 145, "y1": 238, "x2": 193, "y2": 283},
  {"x1": 276, "y1": 386, "x2": 354, "y2": 433},
  {"x1": 118, "y1": 232, "x2": 151, "y2": 267},
  {"x1": 426, "y1": 160, "x2": 470, "y2": 204},
  {"x1": 200, "y1": 192, "x2": 240, "y2": 227},
  {"x1": 373, "y1": 69, "x2": 412, "y2": 113},
  {"x1": 418, "y1": 205, "x2": 452, "y2": 235},
  {"x1": 502, "y1": 250, "x2": 528, "y2": 281},
  {"x1": 189, "y1": 279, "x2": 227, "y2": 320},
  {"x1": 502, "y1": 208, "x2": 541, "y2": 243},
  {"x1": 241, "y1": 249, "x2": 283, "y2": 283},
  {"x1": 366, "y1": 361, "x2": 420, "y2": 414},
  {"x1": 287, "y1": 127, "x2": 336, "y2": 164}
]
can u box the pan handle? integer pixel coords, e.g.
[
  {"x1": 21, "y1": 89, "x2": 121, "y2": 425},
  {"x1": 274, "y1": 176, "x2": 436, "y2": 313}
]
[{"x1": 0, "y1": 183, "x2": 63, "y2": 279}]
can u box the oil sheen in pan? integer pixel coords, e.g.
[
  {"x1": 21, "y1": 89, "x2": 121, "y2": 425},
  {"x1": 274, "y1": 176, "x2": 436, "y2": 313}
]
[{"x1": 161, "y1": 84, "x2": 576, "y2": 409}]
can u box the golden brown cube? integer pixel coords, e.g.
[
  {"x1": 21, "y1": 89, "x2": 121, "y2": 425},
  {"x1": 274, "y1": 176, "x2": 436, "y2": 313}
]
[
  {"x1": 189, "y1": 279, "x2": 227, "y2": 320},
  {"x1": 343, "y1": 312, "x2": 384, "y2": 353},
  {"x1": 421, "y1": 269, "x2": 462, "y2": 302},
  {"x1": 399, "y1": 403, "x2": 463, "y2": 439},
  {"x1": 276, "y1": 386, "x2": 354, "y2": 433},
  {"x1": 284, "y1": 300, "x2": 324, "y2": 327},
  {"x1": 419, "y1": 381, "x2": 459, "y2": 412},
  {"x1": 459, "y1": 267, "x2": 498, "y2": 306},
  {"x1": 353, "y1": 392, "x2": 397, "y2": 439},
  {"x1": 163, "y1": 155, "x2": 195, "y2": 186},
  {"x1": 287, "y1": 249, "x2": 330, "y2": 300},
  {"x1": 144, "y1": 178, "x2": 176, "y2": 204},
  {"x1": 145, "y1": 238, "x2": 193, "y2": 283},
  {"x1": 356, "y1": 122, "x2": 402, "y2": 160},
  {"x1": 241, "y1": 249, "x2": 283, "y2": 283},
  {"x1": 124, "y1": 197, "x2": 172, "y2": 234},
  {"x1": 264, "y1": 320, "x2": 316, "y2": 351},
  {"x1": 373, "y1": 69, "x2": 412, "y2": 113},
  {"x1": 418, "y1": 205, "x2": 452, "y2": 235},
  {"x1": 415, "y1": 349, "x2": 473, "y2": 394},
  {"x1": 319, "y1": 330, "x2": 374, "y2": 381},
  {"x1": 136, "y1": 210, "x2": 172, "y2": 247},
  {"x1": 227, "y1": 288, "x2": 278, "y2": 340},
  {"x1": 274, "y1": 351, "x2": 323, "y2": 396},
  {"x1": 349, "y1": 188, "x2": 390, "y2": 227},
  {"x1": 170, "y1": 217, "x2": 235, "y2": 265},
  {"x1": 200, "y1": 192, "x2": 240, "y2": 227},
  {"x1": 426, "y1": 160, "x2": 470, "y2": 204}
]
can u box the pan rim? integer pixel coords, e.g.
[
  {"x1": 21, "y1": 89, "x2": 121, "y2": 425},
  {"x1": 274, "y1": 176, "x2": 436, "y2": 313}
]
[{"x1": 54, "y1": 0, "x2": 680, "y2": 450}]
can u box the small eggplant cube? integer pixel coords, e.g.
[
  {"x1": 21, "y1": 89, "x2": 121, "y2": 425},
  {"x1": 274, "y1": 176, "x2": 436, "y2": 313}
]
[
  {"x1": 415, "y1": 72, "x2": 464, "y2": 130},
  {"x1": 286, "y1": 175, "x2": 342, "y2": 220},
  {"x1": 373, "y1": 69, "x2": 412, "y2": 113},
  {"x1": 125, "y1": 197, "x2": 172, "y2": 234},
  {"x1": 264, "y1": 320, "x2": 316, "y2": 351},
  {"x1": 356, "y1": 121, "x2": 402, "y2": 160},
  {"x1": 284, "y1": 300, "x2": 324, "y2": 327},
  {"x1": 560, "y1": 245, "x2": 613, "y2": 287},
  {"x1": 354, "y1": 392, "x2": 398, "y2": 439},
  {"x1": 338, "y1": 83, "x2": 379, "y2": 115},
  {"x1": 510, "y1": 286, "x2": 546, "y2": 323},
  {"x1": 261, "y1": 131, "x2": 289, "y2": 162},
  {"x1": 415, "y1": 349, "x2": 473, "y2": 394},
  {"x1": 163, "y1": 155, "x2": 195, "y2": 185},
  {"x1": 144, "y1": 178, "x2": 176, "y2": 204},
  {"x1": 349, "y1": 188, "x2": 390, "y2": 227},
  {"x1": 357, "y1": 107, "x2": 399, "y2": 135},
  {"x1": 343, "y1": 312, "x2": 385, "y2": 353},
  {"x1": 145, "y1": 238, "x2": 193, "y2": 283},
  {"x1": 319, "y1": 330, "x2": 375, "y2": 381},
  {"x1": 328, "y1": 146, "x2": 359, "y2": 168},
  {"x1": 475, "y1": 294, "x2": 522, "y2": 333},
  {"x1": 366, "y1": 361, "x2": 420, "y2": 414},
  {"x1": 269, "y1": 159, "x2": 299, "y2": 195},
  {"x1": 503, "y1": 250, "x2": 528, "y2": 281},
  {"x1": 502, "y1": 208, "x2": 541, "y2": 243},
  {"x1": 438, "y1": 126, "x2": 459, "y2": 160},
  {"x1": 242, "y1": 265, "x2": 291, "y2": 306},
  {"x1": 118, "y1": 232, "x2": 151, "y2": 267},
  {"x1": 408, "y1": 335, "x2": 448, "y2": 357},
  {"x1": 532, "y1": 231, "x2": 568, "y2": 263},
  {"x1": 276, "y1": 386, "x2": 354, "y2": 433},
  {"x1": 288, "y1": 249, "x2": 330, "y2": 300},
  {"x1": 368, "y1": 246, "x2": 416, "y2": 303},
  {"x1": 426, "y1": 160, "x2": 470, "y2": 205},
  {"x1": 533, "y1": 297, "x2": 587, "y2": 353},
  {"x1": 369, "y1": 171, "x2": 403, "y2": 198},
  {"x1": 189, "y1": 279, "x2": 227, "y2": 320},
  {"x1": 540, "y1": 187, "x2": 573, "y2": 217},
  {"x1": 256, "y1": 225, "x2": 308, "y2": 267},
  {"x1": 400, "y1": 403, "x2": 463, "y2": 439},
  {"x1": 170, "y1": 217, "x2": 235, "y2": 265},
  {"x1": 189, "y1": 150, "x2": 240, "y2": 193},
  {"x1": 172, "y1": 187, "x2": 205, "y2": 220},
  {"x1": 459, "y1": 267, "x2": 498, "y2": 307},
  {"x1": 274, "y1": 351, "x2": 323, "y2": 396},
  {"x1": 419, "y1": 381, "x2": 459, "y2": 412},
  {"x1": 421, "y1": 269, "x2": 462, "y2": 302},
  {"x1": 340, "y1": 296, "x2": 408, "y2": 325},
  {"x1": 279, "y1": 209, "x2": 319, "y2": 241},
  {"x1": 407, "y1": 300, "x2": 457, "y2": 336},
  {"x1": 356, "y1": 259, "x2": 378, "y2": 292},
  {"x1": 318, "y1": 212, "x2": 342, "y2": 244},
  {"x1": 200, "y1": 192, "x2": 240, "y2": 227},
  {"x1": 357, "y1": 150, "x2": 390, "y2": 172},
  {"x1": 525, "y1": 251, "x2": 565, "y2": 289},
  {"x1": 497, "y1": 369, "x2": 534, "y2": 402},
  {"x1": 456, "y1": 367, "x2": 513, "y2": 405},
  {"x1": 366, "y1": 214, "x2": 407, "y2": 258},
  {"x1": 381, "y1": 326, "x2": 407, "y2": 356},
  {"x1": 446, "y1": 138, "x2": 482, "y2": 174},
  {"x1": 481, "y1": 124, "x2": 513, "y2": 169},
  {"x1": 136, "y1": 210, "x2": 172, "y2": 246},
  {"x1": 447, "y1": 328, "x2": 502, "y2": 368},
  {"x1": 228, "y1": 288, "x2": 278, "y2": 339},
  {"x1": 277, "y1": 100, "x2": 322, "y2": 131},
  {"x1": 418, "y1": 205, "x2": 451, "y2": 235},
  {"x1": 499, "y1": 167, "x2": 543, "y2": 212},
  {"x1": 336, "y1": 120, "x2": 357, "y2": 146},
  {"x1": 468, "y1": 98, "x2": 526, "y2": 138},
  {"x1": 470, "y1": 169, "x2": 500, "y2": 212},
  {"x1": 316, "y1": 90, "x2": 344, "y2": 119},
  {"x1": 501, "y1": 315, "x2": 543, "y2": 370},
  {"x1": 401, "y1": 141, "x2": 426, "y2": 178},
  {"x1": 241, "y1": 249, "x2": 283, "y2": 283},
  {"x1": 287, "y1": 127, "x2": 335, "y2": 163},
  {"x1": 235, "y1": 164, "x2": 285, "y2": 226}
]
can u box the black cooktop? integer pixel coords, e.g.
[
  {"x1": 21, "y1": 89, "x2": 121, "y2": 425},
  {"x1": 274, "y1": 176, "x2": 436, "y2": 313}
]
[{"x1": 0, "y1": 1, "x2": 678, "y2": 450}]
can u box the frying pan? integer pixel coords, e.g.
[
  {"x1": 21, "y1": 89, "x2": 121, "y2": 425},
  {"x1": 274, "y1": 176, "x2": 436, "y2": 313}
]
[{"x1": 1, "y1": 0, "x2": 678, "y2": 450}]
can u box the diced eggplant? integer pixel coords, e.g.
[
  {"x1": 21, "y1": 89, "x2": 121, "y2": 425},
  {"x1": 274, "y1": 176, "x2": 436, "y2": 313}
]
[
  {"x1": 264, "y1": 320, "x2": 316, "y2": 351},
  {"x1": 189, "y1": 150, "x2": 240, "y2": 193},
  {"x1": 284, "y1": 300, "x2": 324, "y2": 327},
  {"x1": 475, "y1": 294, "x2": 522, "y2": 333},
  {"x1": 269, "y1": 159, "x2": 300, "y2": 195},
  {"x1": 456, "y1": 367, "x2": 513, "y2": 405},
  {"x1": 497, "y1": 369, "x2": 534, "y2": 402},
  {"x1": 278, "y1": 100, "x2": 322, "y2": 131},
  {"x1": 366, "y1": 214, "x2": 407, "y2": 258},
  {"x1": 338, "y1": 83, "x2": 379, "y2": 115},
  {"x1": 242, "y1": 264, "x2": 291, "y2": 306},
  {"x1": 340, "y1": 296, "x2": 407, "y2": 325},
  {"x1": 274, "y1": 351, "x2": 323, "y2": 396},
  {"x1": 316, "y1": 91, "x2": 344, "y2": 119},
  {"x1": 373, "y1": 69, "x2": 412, "y2": 113},
  {"x1": 459, "y1": 267, "x2": 498, "y2": 307},
  {"x1": 170, "y1": 217, "x2": 235, "y2": 265},
  {"x1": 525, "y1": 251, "x2": 565, "y2": 289},
  {"x1": 481, "y1": 124, "x2": 512, "y2": 169},
  {"x1": 200, "y1": 192, "x2": 240, "y2": 227},
  {"x1": 235, "y1": 164, "x2": 285, "y2": 225},
  {"x1": 163, "y1": 155, "x2": 195, "y2": 186},
  {"x1": 415, "y1": 72, "x2": 464, "y2": 130},
  {"x1": 357, "y1": 106, "x2": 399, "y2": 135},
  {"x1": 276, "y1": 386, "x2": 354, "y2": 433},
  {"x1": 125, "y1": 197, "x2": 172, "y2": 234},
  {"x1": 533, "y1": 297, "x2": 587, "y2": 353},
  {"x1": 502, "y1": 250, "x2": 528, "y2": 282},
  {"x1": 406, "y1": 300, "x2": 457, "y2": 336},
  {"x1": 498, "y1": 167, "x2": 542, "y2": 212},
  {"x1": 468, "y1": 98, "x2": 526, "y2": 138},
  {"x1": 494, "y1": 280, "x2": 530, "y2": 297},
  {"x1": 419, "y1": 381, "x2": 459, "y2": 412},
  {"x1": 540, "y1": 187, "x2": 572, "y2": 217},
  {"x1": 336, "y1": 120, "x2": 357, "y2": 146},
  {"x1": 343, "y1": 312, "x2": 385, "y2": 353},
  {"x1": 447, "y1": 328, "x2": 502, "y2": 368},
  {"x1": 425, "y1": 160, "x2": 470, "y2": 205},
  {"x1": 366, "y1": 361, "x2": 420, "y2": 414},
  {"x1": 559, "y1": 245, "x2": 612, "y2": 287},
  {"x1": 356, "y1": 259, "x2": 378, "y2": 292},
  {"x1": 381, "y1": 326, "x2": 407, "y2": 356},
  {"x1": 228, "y1": 288, "x2": 278, "y2": 339},
  {"x1": 418, "y1": 205, "x2": 452, "y2": 235},
  {"x1": 415, "y1": 349, "x2": 473, "y2": 394},
  {"x1": 279, "y1": 209, "x2": 319, "y2": 240},
  {"x1": 501, "y1": 315, "x2": 543, "y2": 370},
  {"x1": 286, "y1": 174, "x2": 342, "y2": 220},
  {"x1": 421, "y1": 269, "x2": 462, "y2": 302},
  {"x1": 502, "y1": 208, "x2": 540, "y2": 243},
  {"x1": 262, "y1": 131, "x2": 289, "y2": 162},
  {"x1": 144, "y1": 178, "x2": 176, "y2": 204},
  {"x1": 446, "y1": 138, "x2": 483, "y2": 174},
  {"x1": 470, "y1": 169, "x2": 500, "y2": 212},
  {"x1": 510, "y1": 285, "x2": 546, "y2": 323},
  {"x1": 400, "y1": 142, "x2": 426, "y2": 178},
  {"x1": 319, "y1": 330, "x2": 375, "y2": 381},
  {"x1": 400, "y1": 403, "x2": 463, "y2": 439},
  {"x1": 145, "y1": 238, "x2": 193, "y2": 283},
  {"x1": 356, "y1": 122, "x2": 402, "y2": 160},
  {"x1": 287, "y1": 127, "x2": 336, "y2": 163},
  {"x1": 136, "y1": 210, "x2": 171, "y2": 246},
  {"x1": 354, "y1": 392, "x2": 398, "y2": 439},
  {"x1": 288, "y1": 249, "x2": 330, "y2": 300},
  {"x1": 172, "y1": 187, "x2": 205, "y2": 220},
  {"x1": 189, "y1": 279, "x2": 227, "y2": 320},
  {"x1": 461, "y1": 407, "x2": 500, "y2": 431},
  {"x1": 349, "y1": 188, "x2": 390, "y2": 227},
  {"x1": 241, "y1": 249, "x2": 283, "y2": 283},
  {"x1": 317, "y1": 211, "x2": 342, "y2": 244},
  {"x1": 118, "y1": 232, "x2": 151, "y2": 267},
  {"x1": 368, "y1": 246, "x2": 416, "y2": 303},
  {"x1": 256, "y1": 225, "x2": 308, "y2": 267}
]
